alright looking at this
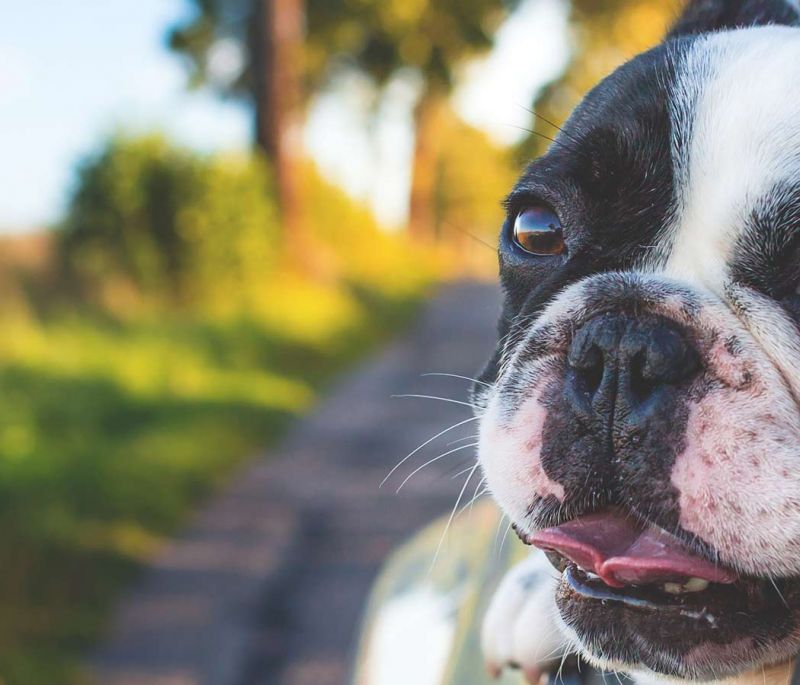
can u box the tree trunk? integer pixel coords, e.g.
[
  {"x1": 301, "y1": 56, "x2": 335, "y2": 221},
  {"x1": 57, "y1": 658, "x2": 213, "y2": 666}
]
[
  {"x1": 253, "y1": 0, "x2": 304, "y2": 246},
  {"x1": 408, "y1": 88, "x2": 447, "y2": 243}
]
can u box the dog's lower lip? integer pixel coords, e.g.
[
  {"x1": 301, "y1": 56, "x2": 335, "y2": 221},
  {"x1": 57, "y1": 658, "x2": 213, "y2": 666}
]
[
  {"x1": 560, "y1": 563, "x2": 790, "y2": 618},
  {"x1": 563, "y1": 564, "x2": 718, "y2": 621}
]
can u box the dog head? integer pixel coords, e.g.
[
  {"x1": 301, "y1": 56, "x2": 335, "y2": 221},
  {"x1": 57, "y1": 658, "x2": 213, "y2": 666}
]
[{"x1": 477, "y1": 0, "x2": 800, "y2": 680}]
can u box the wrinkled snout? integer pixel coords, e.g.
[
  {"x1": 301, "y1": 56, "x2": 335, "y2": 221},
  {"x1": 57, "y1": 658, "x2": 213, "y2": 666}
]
[{"x1": 479, "y1": 273, "x2": 800, "y2": 578}]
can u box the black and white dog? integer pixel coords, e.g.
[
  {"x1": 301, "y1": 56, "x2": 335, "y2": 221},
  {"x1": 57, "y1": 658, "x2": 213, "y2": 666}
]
[{"x1": 477, "y1": 1, "x2": 800, "y2": 684}]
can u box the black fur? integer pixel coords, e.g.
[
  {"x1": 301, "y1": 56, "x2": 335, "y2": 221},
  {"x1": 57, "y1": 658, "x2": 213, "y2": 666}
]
[
  {"x1": 731, "y1": 183, "x2": 800, "y2": 310},
  {"x1": 669, "y1": 0, "x2": 799, "y2": 39},
  {"x1": 477, "y1": 42, "x2": 684, "y2": 394},
  {"x1": 477, "y1": 42, "x2": 685, "y2": 410}
]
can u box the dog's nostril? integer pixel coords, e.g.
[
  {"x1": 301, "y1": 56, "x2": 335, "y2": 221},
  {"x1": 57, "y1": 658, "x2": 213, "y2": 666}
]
[
  {"x1": 571, "y1": 345, "x2": 604, "y2": 396},
  {"x1": 640, "y1": 330, "x2": 699, "y2": 388},
  {"x1": 629, "y1": 350, "x2": 655, "y2": 401}
]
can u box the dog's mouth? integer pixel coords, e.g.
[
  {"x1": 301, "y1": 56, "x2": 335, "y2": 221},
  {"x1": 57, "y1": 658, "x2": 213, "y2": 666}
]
[
  {"x1": 525, "y1": 509, "x2": 793, "y2": 617},
  {"x1": 518, "y1": 509, "x2": 800, "y2": 677}
]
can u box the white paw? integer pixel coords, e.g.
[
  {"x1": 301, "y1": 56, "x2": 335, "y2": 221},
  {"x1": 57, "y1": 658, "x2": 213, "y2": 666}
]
[{"x1": 482, "y1": 551, "x2": 573, "y2": 684}]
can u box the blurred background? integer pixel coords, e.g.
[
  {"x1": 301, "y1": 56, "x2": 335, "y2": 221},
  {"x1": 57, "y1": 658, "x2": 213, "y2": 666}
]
[{"x1": 0, "y1": 1, "x2": 682, "y2": 683}]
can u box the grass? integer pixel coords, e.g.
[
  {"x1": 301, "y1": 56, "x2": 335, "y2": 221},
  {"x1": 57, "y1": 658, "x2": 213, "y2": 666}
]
[{"x1": 0, "y1": 277, "x2": 430, "y2": 684}]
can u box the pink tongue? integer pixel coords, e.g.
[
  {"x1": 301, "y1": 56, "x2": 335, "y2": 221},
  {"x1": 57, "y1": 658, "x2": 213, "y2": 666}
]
[{"x1": 531, "y1": 512, "x2": 737, "y2": 588}]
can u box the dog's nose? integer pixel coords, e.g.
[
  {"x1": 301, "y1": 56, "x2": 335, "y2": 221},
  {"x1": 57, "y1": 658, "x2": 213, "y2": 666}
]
[{"x1": 566, "y1": 313, "x2": 699, "y2": 422}]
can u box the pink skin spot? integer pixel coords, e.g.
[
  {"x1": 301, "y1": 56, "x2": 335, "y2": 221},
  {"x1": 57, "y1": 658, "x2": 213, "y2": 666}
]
[
  {"x1": 531, "y1": 460, "x2": 565, "y2": 501},
  {"x1": 673, "y1": 392, "x2": 758, "y2": 538},
  {"x1": 672, "y1": 384, "x2": 800, "y2": 575},
  {"x1": 479, "y1": 382, "x2": 565, "y2": 524},
  {"x1": 510, "y1": 393, "x2": 565, "y2": 502},
  {"x1": 706, "y1": 338, "x2": 758, "y2": 391}
]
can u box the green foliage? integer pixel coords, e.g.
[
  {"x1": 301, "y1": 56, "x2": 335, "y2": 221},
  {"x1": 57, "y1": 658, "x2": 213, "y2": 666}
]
[
  {"x1": 433, "y1": 117, "x2": 516, "y2": 242},
  {"x1": 305, "y1": 0, "x2": 519, "y2": 90},
  {"x1": 169, "y1": 0, "x2": 522, "y2": 98},
  {"x1": 0, "y1": 286, "x2": 424, "y2": 683},
  {"x1": 1, "y1": 131, "x2": 437, "y2": 684},
  {"x1": 299, "y1": 164, "x2": 440, "y2": 293},
  {"x1": 169, "y1": 0, "x2": 230, "y2": 90},
  {"x1": 168, "y1": 1, "x2": 520, "y2": 246},
  {"x1": 61, "y1": 135, "x2": 279, "y2": 310}
]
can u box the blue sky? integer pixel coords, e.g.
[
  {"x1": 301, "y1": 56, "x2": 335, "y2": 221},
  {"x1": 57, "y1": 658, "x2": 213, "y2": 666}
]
[
  {"x1": 0, "y1": 0, "x2": 568, "y2": 231},
  {"x1": 0, "y1": 1, "x2": 249, "y2": 231}
]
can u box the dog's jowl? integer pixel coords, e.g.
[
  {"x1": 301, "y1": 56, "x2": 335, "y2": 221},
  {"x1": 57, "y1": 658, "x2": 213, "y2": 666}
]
[{"x1": 478, "y1": 1, "x2": 800, "y2": 683}]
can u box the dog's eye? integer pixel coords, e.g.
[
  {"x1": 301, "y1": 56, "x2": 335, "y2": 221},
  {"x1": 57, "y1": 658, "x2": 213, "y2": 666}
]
[{"x1": 512, "y1": 206, "x2": 565, "y2": 256}]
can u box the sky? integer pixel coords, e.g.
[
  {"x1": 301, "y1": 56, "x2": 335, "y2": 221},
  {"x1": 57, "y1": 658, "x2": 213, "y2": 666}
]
[{"x1": 0, "y1": 0, "x2": 569, "y2": 232}]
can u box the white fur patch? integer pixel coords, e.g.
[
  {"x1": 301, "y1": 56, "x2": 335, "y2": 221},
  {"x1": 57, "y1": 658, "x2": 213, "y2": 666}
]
[
  {"x1": 479, "y1": 385, "x2": 565, "y2": 527},
  {"x1": 666, "y1": 27, "x2": 800, "y2": 294},
  {"x1": 656, "y1": 28, "x2": 800, "y2": 574}
]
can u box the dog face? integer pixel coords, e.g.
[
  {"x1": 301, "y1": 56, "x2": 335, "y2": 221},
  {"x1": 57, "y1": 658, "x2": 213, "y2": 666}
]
[{"x1": 477, "y1": 1, "x2": 800, "y2": 680}]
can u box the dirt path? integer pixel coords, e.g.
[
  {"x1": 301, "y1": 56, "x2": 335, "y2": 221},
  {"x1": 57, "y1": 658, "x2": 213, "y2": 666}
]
[{"x1": 90, "y1": 281, "x2": 500, "y2": 685}]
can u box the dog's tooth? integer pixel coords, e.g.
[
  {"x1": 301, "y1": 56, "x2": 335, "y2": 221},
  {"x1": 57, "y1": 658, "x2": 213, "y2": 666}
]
[
  {"x1": 684, "y1": 578, "x2": 709, "y2": 593},
  {"x1": 662, "y1": 578, "x2": 709, "y2": 595}
]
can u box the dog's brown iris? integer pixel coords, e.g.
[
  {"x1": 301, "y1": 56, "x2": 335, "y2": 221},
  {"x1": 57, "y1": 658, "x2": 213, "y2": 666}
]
[{"x1": 513, "y1": 206, "x2": 565, "y2": 256}]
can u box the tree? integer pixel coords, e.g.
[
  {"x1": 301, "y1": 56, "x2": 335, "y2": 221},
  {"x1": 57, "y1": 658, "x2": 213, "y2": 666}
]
[
  {"x1": 170, "y1": 0, "x2": 304, "y2": 243},
  {"x1": 170, "y1": 0, "x2": 521, "y2": 243},
  {"x1": 304, "y1": 0, "x2": 522, "y2": 241}
]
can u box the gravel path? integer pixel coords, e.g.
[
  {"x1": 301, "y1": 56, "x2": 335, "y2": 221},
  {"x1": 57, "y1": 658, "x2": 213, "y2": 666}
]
[{"x1": 90, "y1": 281, "x2": 500, "y2": 685}]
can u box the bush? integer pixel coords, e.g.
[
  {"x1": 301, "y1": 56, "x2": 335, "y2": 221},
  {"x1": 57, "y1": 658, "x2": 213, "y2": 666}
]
[{"x1": 61, "y1": 135, "x2": 280, "y2": 312}]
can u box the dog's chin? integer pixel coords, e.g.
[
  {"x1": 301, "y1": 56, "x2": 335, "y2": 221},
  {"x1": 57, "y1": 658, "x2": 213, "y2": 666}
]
[{"x1": 551, "y1": 562, "x2": 800, "y2": 680}]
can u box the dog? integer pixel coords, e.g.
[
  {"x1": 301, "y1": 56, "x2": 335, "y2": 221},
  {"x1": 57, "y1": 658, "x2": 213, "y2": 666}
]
[{"x1": 476, "y1": 2, "x2": 800, "y2": 684}]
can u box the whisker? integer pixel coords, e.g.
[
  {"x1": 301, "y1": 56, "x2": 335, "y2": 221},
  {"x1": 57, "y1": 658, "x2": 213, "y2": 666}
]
[
  {"x1": 430, "y1": 461, "x2": 481, "y2": 573},
  {"x1": 446, "y1": 434, "x2": 480, "y2": 447},
  {"x1": 556, "y1": 639, "x2": 580, "y2": 685},
  {"x1": 396, "y1": 443, "x2": 479, "y2": 493},
  {"x1": 392, "y1": 393, "x2": 476, "y2": 409},
  {"x1": 532, "y1": 110, "x2": 566, "y2": 135},
  {"x1": 539, "y1": 639, "x2": 570, "y2": 663},
  {"x1": 493, "y1": 512, "x2": 509, "y2": 555},
  {"x1": 460, "y1": 478, "x2": 489, "y2": 520},
  {"x1": 380, "y1": 415, "x2": 479, "y2": 487},
  {"x1": 768, "y1": 575, "x2": 790, "y2": 610},
  {"x1": 451, "y1": 463, "x2": 479, "y2": 479},
  {"x1": 498, "y1": 518, "x2": 515, "y2": 556},
  {"x1": 555, "y1": 650, "x2": 568, "y2": 684},
  {"x1": 517, "y1": 104, "x2": 584, "y2": 149},
  {"x1": 421, "y1": 372, "x2": 492, "y2": 387},
  {"x1": 499, "y1": 122, "x2": 559, "y2": 145},
  {"x1": 440, "y1": 221, "x2": 496, "y2": 252}
]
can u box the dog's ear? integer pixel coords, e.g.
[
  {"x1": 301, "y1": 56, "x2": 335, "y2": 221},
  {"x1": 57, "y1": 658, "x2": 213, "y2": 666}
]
[{"x1": 668, "y1": 0, "x2": 800, "y2": 39}]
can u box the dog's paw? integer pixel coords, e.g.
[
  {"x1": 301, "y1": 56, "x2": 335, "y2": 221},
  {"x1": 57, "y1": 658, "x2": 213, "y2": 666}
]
[{"x1": 482, "y1": 551, "x2": 573, "y2": 684}]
